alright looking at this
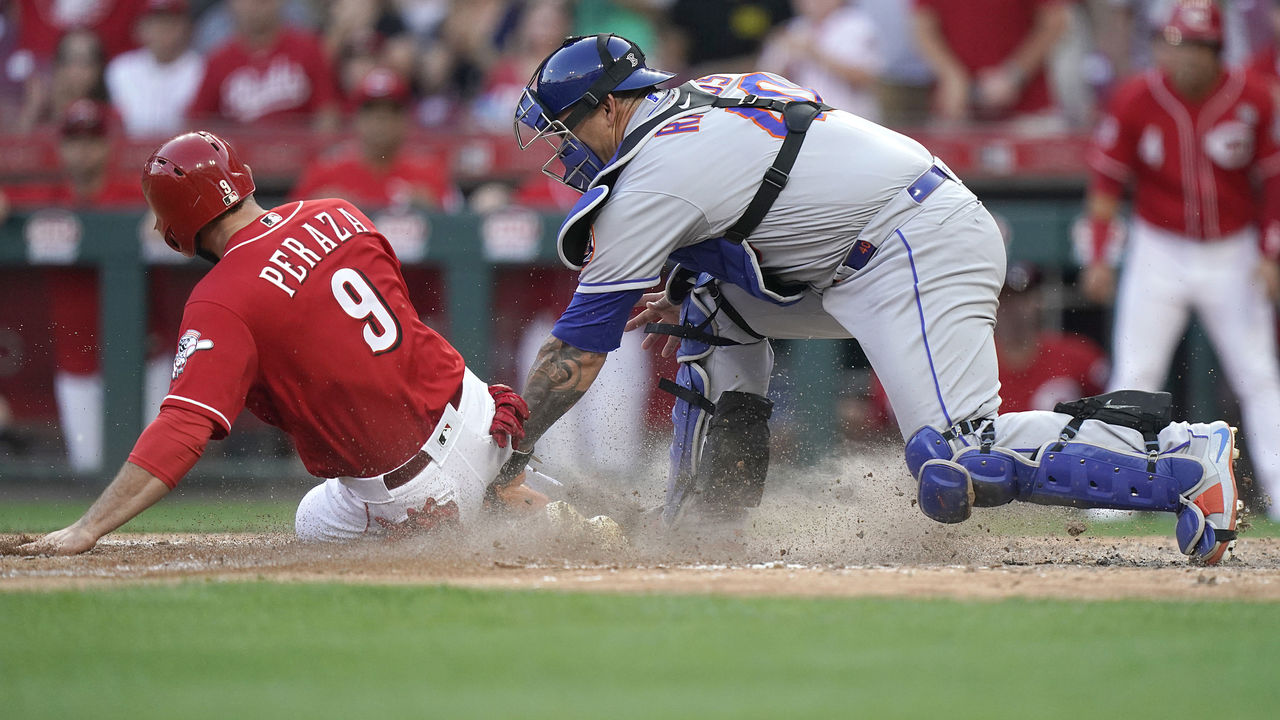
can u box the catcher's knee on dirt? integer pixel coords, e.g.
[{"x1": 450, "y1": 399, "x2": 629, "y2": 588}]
[{"x1": 905, "y1": 423, "x2": 1206, "y2": 525}]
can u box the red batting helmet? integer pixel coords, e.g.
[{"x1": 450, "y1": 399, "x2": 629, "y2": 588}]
[
  {"x1": 1163, "y1": 0, "x2": 1224, "y2": 48},
  {"x1": 141, "y1": 131, "x2": 255, "y2": 257}
]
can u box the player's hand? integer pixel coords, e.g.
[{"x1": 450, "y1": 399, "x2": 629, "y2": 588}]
[
  {"x1": 1079, "y1": 264, "x2": 1117, "y2": 305},
  {"x1": 17, "y1": 525, "x2": 99, "y2": 556},
  {"x1": 487, "y1": 384, "x2": 530, "y2": 449},
  {"x1": 484, "y1": 472, "x2": 550, "y2": 516},
  {"x1": 625, "y1": 292, "x2": 682, "y2": 357},
  {"x1": 975, "y1": 66, "x2": 1020, "y2": 113},
  {"x1": 374, "y1": 498, "x2": 461, "y2": 540},
  {"x1": 1258, "y1": 258, "x2": 1280, "y2": 304}
]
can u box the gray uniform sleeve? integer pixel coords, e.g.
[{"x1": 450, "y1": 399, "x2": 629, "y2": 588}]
[{"x1": 575, "y1": 189, "x2": 711, "y2": 294}]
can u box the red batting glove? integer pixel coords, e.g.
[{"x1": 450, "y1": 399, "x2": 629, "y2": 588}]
[{"x1": 488, "y1": 384, "x2": 530, "y2": 449}]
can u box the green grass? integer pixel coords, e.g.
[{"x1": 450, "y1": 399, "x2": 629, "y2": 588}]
[
  {"x1": 0, "y1": 499, "x2": 297, "y2": 534},
  {"x1": 0, "y1": 583, "x2": 1276, "y2": 719}
]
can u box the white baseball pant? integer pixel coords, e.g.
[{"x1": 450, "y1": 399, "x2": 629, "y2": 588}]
[
  {"x1": 1110, "y1": 219, "x2": 1280, "y2": 518},
  {"x1": 294, "y1": 368, "x2": 512, "y2": 542}
]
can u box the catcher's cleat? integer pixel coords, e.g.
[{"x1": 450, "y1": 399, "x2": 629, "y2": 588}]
[{"x1": 1176, "y1": 423, "x2": 1240, "y2": 565}]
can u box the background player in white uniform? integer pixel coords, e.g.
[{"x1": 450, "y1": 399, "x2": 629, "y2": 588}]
[
  {"x1": 504, "y1": 34, "x2": 1243, "y2": 565},
  {"x1": 1080, "y1": 0, "x2": 1280, "y2": 521}
]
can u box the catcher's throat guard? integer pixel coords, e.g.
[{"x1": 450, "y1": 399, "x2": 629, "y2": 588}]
[{"x1": 514, "y1": 90, "x2": 604, "y2": 193}]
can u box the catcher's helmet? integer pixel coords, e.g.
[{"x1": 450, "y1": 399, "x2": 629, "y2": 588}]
[
  {"x1": 1163, "y1": 0, "x2": 1223, "y2": 49},
  {"x1": 141, "y1": 130, "x2": 255, "y2": 257},
  {"x1": 515, "y1": 34, "x2": 674, "y2": 191}
]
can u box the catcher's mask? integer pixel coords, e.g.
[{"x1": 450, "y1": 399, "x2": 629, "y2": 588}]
[{"x1": 514, "y1": 34, "x2": 673, "y2": 192}]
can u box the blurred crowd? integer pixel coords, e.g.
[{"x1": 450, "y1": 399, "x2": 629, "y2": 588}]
[
  {"x1": 1, "y1": 0, "x2": 1280, "y2": 211},
  {"x1": 4, "y1": 1, "x2": 1280, "y2": 143}
]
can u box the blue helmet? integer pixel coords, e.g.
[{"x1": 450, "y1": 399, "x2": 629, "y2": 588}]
[{"x1": 515, "y1": 34, "x2": 675, "y2": 192}]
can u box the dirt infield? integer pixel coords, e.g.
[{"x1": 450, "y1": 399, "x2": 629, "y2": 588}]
[
  {"x1": 5, "y1": 453, "x2": 1278, "y2": 601},
  {"x1": 4, "y1": 529, "x2": 1279, "y2": 601}
]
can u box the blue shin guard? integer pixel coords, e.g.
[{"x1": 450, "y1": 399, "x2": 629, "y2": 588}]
[{"x1": 905, "y1": 427, "x2": 1206, "y2": 522}]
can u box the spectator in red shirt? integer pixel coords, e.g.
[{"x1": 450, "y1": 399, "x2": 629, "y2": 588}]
[
  {"x1": 290, "y1": 68, "x2": 457, "y2": 210},
  {"x1": 911, "y1": 0, "x2": 1070, "y2": 125},
  {"x1": 188, "y1": 0, "x2": 339, "y2": 131}
]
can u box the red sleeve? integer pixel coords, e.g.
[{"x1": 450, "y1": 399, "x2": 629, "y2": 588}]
[
  {"x1": 1088, "y1": 79, "x2": 1143, "y2": 199},
  {"x1": 128, "y1": 405, "x2": 217, "y2": 488},
  {"x1": 161, "y1": 300, "x2": 258, "y2": 438}
]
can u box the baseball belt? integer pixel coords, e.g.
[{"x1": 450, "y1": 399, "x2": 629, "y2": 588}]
[{"x1": 842, "y1": 163, "x2": 952, "y2": 271}]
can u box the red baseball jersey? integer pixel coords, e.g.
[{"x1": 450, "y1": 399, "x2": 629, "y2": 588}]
[
  {"x1": 290, "y1": 146, "x2": 457, "y2": 210},
  {"x1": 162, "y1": 198, "x2": 466, "y2": 478},
  {"x1": 1088, "y1": 69, "x2": 1280, "y2": 256},
  {"x1": 189, "y1": 28, "x2": 338, "y2": 124},
  {"x1": 913, "y1": 0, "x2": 1061, "y2": 118}
]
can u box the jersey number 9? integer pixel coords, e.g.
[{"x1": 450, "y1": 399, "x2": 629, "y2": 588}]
[{"x1": 331, "y1": 267, "x2": 402, "y2": 355}]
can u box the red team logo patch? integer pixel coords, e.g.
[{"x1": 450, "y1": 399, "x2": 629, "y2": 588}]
[{"x1": 172, "y1": 329, "x2": 215, "y2": 379}]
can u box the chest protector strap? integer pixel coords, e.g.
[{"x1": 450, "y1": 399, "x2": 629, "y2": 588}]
[{"x1": 556, "y1": 84, "x2": 832, "y2": 270}]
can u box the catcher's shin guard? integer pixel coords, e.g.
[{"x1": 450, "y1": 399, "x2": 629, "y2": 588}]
[
  {"x1": 659, "y1": 276, "x2": 773, "y2": 526},
  {"x1": 905, "y1": 426, "x2": 1207, "y2": 522},
  {"x1": 663, "y1": 360, "x2": 713, "y2": 525}
]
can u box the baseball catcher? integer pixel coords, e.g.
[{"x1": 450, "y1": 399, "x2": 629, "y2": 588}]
[{"x1": 499, "y1": 33, "x2": 1241, "y2": 564}]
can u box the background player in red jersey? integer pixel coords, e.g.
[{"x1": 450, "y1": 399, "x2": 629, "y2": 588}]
[
  {"x1": 1078, "y1": 0, "x2": 1280, "y2": 520},
  {"x1": 18, "y1": 131, "x2": 535, "y2": 555}
]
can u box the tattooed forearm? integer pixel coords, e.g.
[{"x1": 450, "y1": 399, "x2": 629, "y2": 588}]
[{"x1": 518, "y1": 335, "x2": 607, "y2": 449}]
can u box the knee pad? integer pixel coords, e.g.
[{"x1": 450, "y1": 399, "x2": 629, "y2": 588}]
[
  {"x1": 905, "y1": 426, "x2": 951, "y2": 477},
  {"x1": 917, "y1": 459, "x2": 973, "y2": 523},
  {"x1": 907, "y1": 427, "x2": 974, "y2": 523},
  {"x1": 954, "y1": 446, "x2": 1036, "y2": 507}
]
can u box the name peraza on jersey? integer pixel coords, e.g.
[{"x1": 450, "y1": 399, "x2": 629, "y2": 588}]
[
  {"x1": 163, "y1": 198, "x2": 466, "y2": 479},
  {"x1": 255, "y1": 205, "x2": 372, "y2": 297}
]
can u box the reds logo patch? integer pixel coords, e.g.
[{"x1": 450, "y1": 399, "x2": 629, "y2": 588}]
[
  {"x1": 1204, "y1": 120, "x2": 1254, "y2": 169},
  {"x1": 172, "y1": 329, "x2": 215, "y2": 379}
]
